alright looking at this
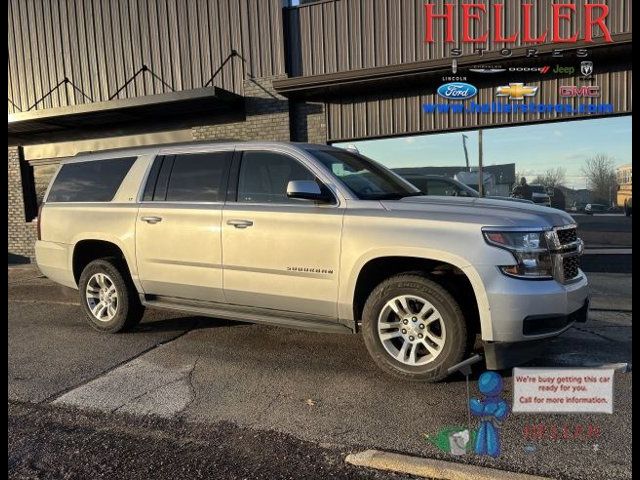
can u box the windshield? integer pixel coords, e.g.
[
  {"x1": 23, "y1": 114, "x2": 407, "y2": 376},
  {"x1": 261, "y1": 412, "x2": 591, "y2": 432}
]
[{"x1": 307, "y1": 149, "x2": 420, "y2": 200}]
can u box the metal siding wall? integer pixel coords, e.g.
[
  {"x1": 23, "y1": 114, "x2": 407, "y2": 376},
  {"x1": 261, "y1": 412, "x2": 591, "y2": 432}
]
[
  {"x1": 327, "y1": 69, "x2": 632, "y2": 142},
  {"x1": 7, "y1": 0, "x2": 285, "y2": 114},
  {"x1": 286, "y1": 0, "x2": 631, "y2": 77}
]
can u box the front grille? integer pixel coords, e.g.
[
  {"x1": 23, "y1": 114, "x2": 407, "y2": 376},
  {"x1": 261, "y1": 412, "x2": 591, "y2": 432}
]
[
  {"x1": 563, "y1": 255, "x2": 580, "y2": 280},
  {"x1": 557, "y1": 227, "x2": 577, "y2": 245}
]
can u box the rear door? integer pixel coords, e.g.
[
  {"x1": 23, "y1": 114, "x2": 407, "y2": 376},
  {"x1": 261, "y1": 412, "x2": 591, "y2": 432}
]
[{"x1": 135, "y1": 149, "x2": 232, "y2": 301}]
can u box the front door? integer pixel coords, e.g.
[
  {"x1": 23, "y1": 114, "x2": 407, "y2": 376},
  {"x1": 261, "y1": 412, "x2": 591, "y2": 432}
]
[
  {"x1": 222, "y1": 150, "x2": 344, "y2": 318},
  {"x1": 136, "y1": 150, "x2": 232, "y2": 302}
]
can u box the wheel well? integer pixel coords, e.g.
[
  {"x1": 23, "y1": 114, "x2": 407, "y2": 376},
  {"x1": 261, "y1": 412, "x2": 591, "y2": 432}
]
[
  {"x1": 353, "y1": 257, "x2": 481, "y2": 335},
  {"x1": 72, "y1": 240, "x2": 127, "y2": 285}
]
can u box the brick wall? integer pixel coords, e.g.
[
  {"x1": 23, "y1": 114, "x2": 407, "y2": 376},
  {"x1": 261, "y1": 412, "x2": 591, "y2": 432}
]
[
  {"x1": 8, "y1": 146, "x2": 38, "y2": 261},
  {"x1": 193, "y1": 75, "x2": 291, "y2": 142},
  {"x1": 290, "y1": 101, "x2": 327, "y2": 144}
]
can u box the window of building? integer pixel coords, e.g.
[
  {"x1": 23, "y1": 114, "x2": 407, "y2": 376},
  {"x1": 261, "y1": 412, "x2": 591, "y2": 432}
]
[
  {"x1": 237, "y1": 151, "x2": 316, "y2": 204},
  {"x1": 46, "y1": 157, "x2": 136, "y2": 203}
]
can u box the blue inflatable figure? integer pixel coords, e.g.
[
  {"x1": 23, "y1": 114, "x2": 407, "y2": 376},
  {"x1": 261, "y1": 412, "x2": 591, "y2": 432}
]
[{"x1": 470, "y1": 371, "x2": 509, "y2": 458}]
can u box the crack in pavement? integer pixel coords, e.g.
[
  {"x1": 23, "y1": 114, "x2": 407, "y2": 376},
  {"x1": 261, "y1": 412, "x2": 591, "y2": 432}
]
[
  {"x1": 177, "y1": 355, "x2": 202, "y2": 419},
  {"x1": 573, "y1": 326, "x2": 630, "y2": 343}
]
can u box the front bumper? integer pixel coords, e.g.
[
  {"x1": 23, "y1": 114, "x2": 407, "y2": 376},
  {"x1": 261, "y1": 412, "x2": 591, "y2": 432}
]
[
  {"x1": 483, "y1": 299, "x2": 589, "y2": 369},
  {"x1": 477, "y1": 264, "x2": 589, "y2": 342}
]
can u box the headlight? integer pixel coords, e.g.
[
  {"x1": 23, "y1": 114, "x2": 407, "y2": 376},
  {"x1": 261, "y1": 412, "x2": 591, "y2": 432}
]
[{"x1": 482, "y1": 229, "x2": 553, "y2": 279}]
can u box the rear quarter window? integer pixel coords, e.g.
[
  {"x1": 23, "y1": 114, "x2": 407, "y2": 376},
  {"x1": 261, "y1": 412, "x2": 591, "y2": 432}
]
[{"x1": 46, "y1": 157, "x2": 136, "y2": 203}]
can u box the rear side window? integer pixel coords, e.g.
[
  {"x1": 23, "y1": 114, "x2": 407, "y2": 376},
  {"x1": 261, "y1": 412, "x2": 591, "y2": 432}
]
[
  {"x1": 142, "y1": 152, "x2": 231, "y2": 202},
  {"x1": 46, "y1": 157, "x2": 136, "y2": 203}
]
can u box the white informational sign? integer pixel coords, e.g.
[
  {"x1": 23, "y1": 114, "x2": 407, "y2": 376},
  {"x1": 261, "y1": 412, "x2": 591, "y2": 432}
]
[{"x1": 512, "y1": 368, "x2": 614, "y2": 414}]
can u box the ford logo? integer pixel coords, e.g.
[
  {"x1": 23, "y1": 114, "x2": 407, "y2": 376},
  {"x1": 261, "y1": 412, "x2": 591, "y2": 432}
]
[{"x1": 437, "y1": 82, "x2": 478, "y2": 100}]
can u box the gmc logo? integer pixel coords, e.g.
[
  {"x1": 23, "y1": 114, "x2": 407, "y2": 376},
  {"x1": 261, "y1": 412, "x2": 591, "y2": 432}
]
[{"x1": 559, "y1": 86, "x2": 601, "y2": 98}]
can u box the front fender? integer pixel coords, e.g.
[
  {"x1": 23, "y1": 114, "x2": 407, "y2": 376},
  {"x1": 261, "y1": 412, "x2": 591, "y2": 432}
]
[{"x1": 339, "y1": 247, "x2": 493, "y2": 339}]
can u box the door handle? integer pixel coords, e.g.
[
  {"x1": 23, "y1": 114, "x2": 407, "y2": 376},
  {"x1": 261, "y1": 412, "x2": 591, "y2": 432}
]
[
  {"x1": 141, "y1": 216, "x2": 163, "y2": 224},
  {"x1": 227, "y1": 219, "x2": 253, "y2": 229}
]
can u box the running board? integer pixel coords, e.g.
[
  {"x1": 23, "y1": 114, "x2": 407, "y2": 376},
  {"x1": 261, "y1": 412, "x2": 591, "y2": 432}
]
[{"x1": 142, "y1": 295, "x2": 355, "y2": 334}]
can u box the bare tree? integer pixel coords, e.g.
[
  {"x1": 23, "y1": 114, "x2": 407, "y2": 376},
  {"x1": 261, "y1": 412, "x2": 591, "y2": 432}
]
[
  {"x1": 582, "y1": 154, "x2": 617, "y2": 204},
  {"x1": 533, "y1": 167, "x2": 567, "y2": 188}
]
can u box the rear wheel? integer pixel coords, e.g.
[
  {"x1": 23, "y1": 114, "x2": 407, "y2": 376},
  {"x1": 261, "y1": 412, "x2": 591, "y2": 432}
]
[
  {"x1": 361, "y1": 274, "x2": 470, "y2": 382},
  {"x1": 78, "y1": 258, "x2": 144, "y2": 333}
]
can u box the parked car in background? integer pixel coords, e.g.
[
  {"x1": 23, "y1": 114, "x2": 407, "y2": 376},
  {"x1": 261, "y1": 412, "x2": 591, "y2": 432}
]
[
  {"x1": 570, "y1": 202, "x2": 587, "y2": 213},
  {"x1": 530, "y1": 185, "x2": 552, "y2": 207},
  {"x1": 400, "y1": 174, "x2": 534, "y2": 204},
  {"x1": 585, "y1": 203, "x2": 608, "y2": 215}
]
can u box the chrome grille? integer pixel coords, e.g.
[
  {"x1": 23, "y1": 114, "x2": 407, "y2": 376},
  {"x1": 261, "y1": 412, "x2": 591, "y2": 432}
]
[
  {"x1": 557, "y1": 227, "x2": 577, "y2": 245},
  {"x1": 562, "y1": 255, "x2": 580, "y2": 280}
]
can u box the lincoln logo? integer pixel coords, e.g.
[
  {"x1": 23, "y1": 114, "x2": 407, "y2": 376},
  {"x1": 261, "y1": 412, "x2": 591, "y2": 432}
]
[{"x1": 424, "y1": 3, "x2": 612, "y2": 44}]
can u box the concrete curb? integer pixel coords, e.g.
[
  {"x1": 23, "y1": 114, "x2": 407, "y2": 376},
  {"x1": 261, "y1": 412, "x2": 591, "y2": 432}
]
[{"x1": 345, "y1": 449, "x2": 552, "y2": 480}]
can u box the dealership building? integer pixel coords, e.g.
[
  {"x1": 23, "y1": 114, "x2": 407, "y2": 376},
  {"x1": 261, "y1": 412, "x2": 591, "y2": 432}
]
[{"x1": 8, "y1": 0, "x2": 632, "y2": 260}]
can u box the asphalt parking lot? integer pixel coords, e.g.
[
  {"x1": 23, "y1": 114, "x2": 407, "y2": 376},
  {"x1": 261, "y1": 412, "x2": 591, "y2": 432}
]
[{"x1": 8, "y1": 264, "x2": 632, "y2": 480}]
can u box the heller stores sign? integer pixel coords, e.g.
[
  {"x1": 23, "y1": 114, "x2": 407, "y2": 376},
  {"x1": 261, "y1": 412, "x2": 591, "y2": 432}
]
[{"x1": 423, "y1": 3, "x2": 613, "y2": 48}]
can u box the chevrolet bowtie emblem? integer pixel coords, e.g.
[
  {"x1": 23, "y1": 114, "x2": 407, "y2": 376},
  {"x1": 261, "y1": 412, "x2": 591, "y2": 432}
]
[{"x1": 496, "y1": 83, "x2": 539, "y2": 100}]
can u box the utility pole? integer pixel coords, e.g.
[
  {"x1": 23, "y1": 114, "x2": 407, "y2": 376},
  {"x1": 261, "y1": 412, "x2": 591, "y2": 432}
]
[
  {"x1": 478, "y1": 129, "x2": 484, "y2": 197},
  {"x1": 462, "y1": 134, "x2": 470, "y2": 171}
]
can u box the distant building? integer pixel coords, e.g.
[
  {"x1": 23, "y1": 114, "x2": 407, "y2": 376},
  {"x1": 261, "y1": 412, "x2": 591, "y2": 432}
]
[{"x1": 616, "y1": 164, "x2": 632, "y2": 208}]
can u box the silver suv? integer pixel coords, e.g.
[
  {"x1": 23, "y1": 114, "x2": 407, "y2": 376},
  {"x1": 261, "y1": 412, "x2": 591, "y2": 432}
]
[{"x1": 36, "y1": 142, "x2": 589, "y2": 381}]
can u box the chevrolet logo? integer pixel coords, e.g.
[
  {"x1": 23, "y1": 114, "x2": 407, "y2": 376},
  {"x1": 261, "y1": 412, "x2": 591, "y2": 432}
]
[{"x1": 496, "y1": 83, "x2": 539, "y2": 100}]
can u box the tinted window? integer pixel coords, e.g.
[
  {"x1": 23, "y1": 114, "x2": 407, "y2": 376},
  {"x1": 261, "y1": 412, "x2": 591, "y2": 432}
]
[
  {"x1": 142, "y1": 156, "x2": 165, "y2": 201},
  {"x1": 47, "y1": 157, "x2": 136, "y2": 202},
  {"x1": 237, "y1": 151, "x2": 315, "y2": 204},
  {"x1": 164, "y1": 152, "x2": 230, "y2": 202}
]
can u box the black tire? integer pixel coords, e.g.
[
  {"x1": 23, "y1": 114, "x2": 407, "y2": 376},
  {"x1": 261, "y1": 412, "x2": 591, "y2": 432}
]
[
  {"x1": 78, "y1": 257, "x2": 144, "y2": 333},
  {"x1": 361, "y1": 274, "x2": 470, "y2": 382}
]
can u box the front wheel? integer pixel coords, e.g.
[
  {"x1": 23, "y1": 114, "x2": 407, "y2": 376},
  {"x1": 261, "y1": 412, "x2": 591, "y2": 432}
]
[
  {"x1": 361, "y1": 274, "x2": 470, "y2": 382},
  {"x1": 78, "y1": 258, "x2": 144, "y2": 333}
]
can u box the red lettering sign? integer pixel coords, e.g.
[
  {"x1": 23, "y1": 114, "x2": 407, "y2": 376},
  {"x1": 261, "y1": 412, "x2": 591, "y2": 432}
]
[{"x1": 423, "y1": 3, "x2": 612, "y2": 44}]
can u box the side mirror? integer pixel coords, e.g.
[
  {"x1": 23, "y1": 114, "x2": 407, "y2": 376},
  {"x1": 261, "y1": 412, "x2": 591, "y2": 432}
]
[{"x1": 286, "y1": 180, "x2": 333, "y2": 203}]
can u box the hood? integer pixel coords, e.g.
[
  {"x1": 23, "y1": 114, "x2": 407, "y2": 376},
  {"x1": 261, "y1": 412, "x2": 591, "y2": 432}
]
[{"x1": 380, "y1": 195, "x2": 575, "y2": 229}]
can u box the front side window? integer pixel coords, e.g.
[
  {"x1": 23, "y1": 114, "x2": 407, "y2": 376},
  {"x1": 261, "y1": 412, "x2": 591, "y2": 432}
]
[
  {"x1": 308, "y1": 149, "x2": 419, "y2": 200},
  {"x1": 237, "y1": 151, "x2": 316, "y2": 204},
  {"x1": 46, "y1": 157, "x2": 136, "y2": 202}
]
